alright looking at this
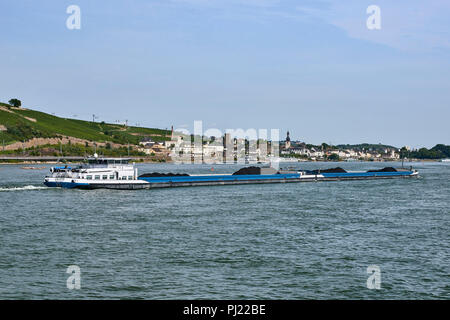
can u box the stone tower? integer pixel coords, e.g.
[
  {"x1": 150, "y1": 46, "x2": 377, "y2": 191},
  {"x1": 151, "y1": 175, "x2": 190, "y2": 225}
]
[{"x1": 286, "y1": 131, "x2": 291, "y2": 149}]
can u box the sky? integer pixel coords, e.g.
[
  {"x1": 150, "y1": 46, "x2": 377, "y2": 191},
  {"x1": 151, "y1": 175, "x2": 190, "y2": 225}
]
[{"x1": 1, "y1": 0, "x2": 449, "y2": 148}]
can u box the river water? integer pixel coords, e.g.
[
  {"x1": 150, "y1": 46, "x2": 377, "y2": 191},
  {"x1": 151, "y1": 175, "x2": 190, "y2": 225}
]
[{"x1": 0, "y1": 161, "x2": 448, "y2": 299}]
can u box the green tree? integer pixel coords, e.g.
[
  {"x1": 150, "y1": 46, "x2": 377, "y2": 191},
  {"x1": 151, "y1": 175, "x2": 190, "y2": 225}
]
[
  {"x1": 327, "y1": 153, "x2": 340, "y2": 161},
  {"x1": 399, "y1": 147, "x2": 409, "y2": 159},
  {"x1": 8, "y1": 99, "x2": 21, "y2": 108},
  {"x1": 321, "y1": 143, "x2": 329, "y2": 151},
  {"x1": 431, "y1": 144, "x2": 450, "y2": 158}
]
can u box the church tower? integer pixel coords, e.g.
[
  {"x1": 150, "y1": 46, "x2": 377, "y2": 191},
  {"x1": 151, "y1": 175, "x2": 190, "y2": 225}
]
[{"x1": 286, "y1": 131, "x2": 291, "y2": 149}]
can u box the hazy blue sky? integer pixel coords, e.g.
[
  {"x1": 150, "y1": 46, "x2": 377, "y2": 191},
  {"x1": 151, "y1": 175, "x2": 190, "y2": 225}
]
[{"x1": 1, "y1": 0, "x2": 449, "y2": 148}]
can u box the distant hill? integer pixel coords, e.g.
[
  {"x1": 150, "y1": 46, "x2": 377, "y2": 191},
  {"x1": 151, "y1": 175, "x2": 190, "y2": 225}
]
[
  {"x1": 408, "y1": 144, "x2": 450, "y2": 159},
  {"x1": 336, "y1": 143, "x2": 398, "y2": 152},
  {"x1": 0, "y1": 103, "x2": 170, "y2": 148}
]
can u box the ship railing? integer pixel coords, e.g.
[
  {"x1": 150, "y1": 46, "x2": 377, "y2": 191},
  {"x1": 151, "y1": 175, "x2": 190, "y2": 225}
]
[{"x1": 83, "y1": 164, "x2": 133, "y2": 169}]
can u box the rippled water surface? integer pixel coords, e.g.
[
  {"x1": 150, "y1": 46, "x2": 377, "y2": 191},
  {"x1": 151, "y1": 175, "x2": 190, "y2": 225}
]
[{"x1": 0, "y1": 161, "x2": 448, "y2": 299}]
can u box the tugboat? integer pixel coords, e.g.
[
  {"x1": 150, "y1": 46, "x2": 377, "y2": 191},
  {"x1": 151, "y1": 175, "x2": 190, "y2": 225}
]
[{"x1": 43, "y1": 154, "x2": 149, "y2": 190}]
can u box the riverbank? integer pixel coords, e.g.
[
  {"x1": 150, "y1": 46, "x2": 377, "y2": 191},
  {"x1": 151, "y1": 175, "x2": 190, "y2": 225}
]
[
  {"x1": 0, "y1": 157, "x2": 443, "y2": 164},
  {"x1": 0, "y1": 156, "x2": 168, "y2": 164}
]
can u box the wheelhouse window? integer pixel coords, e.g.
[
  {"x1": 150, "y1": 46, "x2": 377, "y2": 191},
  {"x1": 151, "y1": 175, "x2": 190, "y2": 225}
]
[
  {"x1": 128, "y1": 176, "x2": 133, "y2": 180},
  {"x1": 109, "y1": 175, "x2": 115, "y2": 179},
  {"x1": 102, "y1": 175, "x2": 108, "y2": 180},
  {"x1": 86, "y1": 175, "x2": 92, "y2": 180},
  {"x1": 88, "y1": 158, "x2": 130, "y2": 166},
  {"x1": 95, "y1": 175, "x2": 100, "y2": 180},
  {"x1": 104, "y1": 159, "x2": 130, "y2": 165},
  {"x1": 88, "y1": 159, "x2": 108, "y2": 165},
  {"x1": 121, "y1": 176, "x2": 127, "y2": 180}
]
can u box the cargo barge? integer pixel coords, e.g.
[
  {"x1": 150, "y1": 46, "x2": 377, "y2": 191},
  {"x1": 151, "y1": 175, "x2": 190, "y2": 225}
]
[{"x1": 43, "y1": 156, "x2": 419, "y2": 190}]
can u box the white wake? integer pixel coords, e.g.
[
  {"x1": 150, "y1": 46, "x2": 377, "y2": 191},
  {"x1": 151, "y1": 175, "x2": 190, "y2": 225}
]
[{"x1": 0, "y1": 185, "x2": 49, "y2": 191}]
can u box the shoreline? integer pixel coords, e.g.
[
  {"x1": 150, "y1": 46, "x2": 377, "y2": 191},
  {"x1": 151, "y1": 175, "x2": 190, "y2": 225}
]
[
  {"x1": 0, "y1": 159, "x2": 443, "y2": 165},
  {"x1": 0, "y1": 160, "x2": 170, "y2": 165},
  {"x1": 0, "y1": 156, "x2": 169, "y2": 164}
]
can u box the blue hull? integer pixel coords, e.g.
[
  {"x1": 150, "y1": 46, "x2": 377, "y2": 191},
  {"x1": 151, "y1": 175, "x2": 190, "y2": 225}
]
[
  {"x1": 44, "y1": 181, "x2": 90, "y2": 188},
  {"x1": 138, "y1": 171, "x2": 415, "y2": 184},
  {"x1": 320, "y1": 171, "x2": 414, "y2": 178},
  {"x1": 138, "y1": 173, "x2": 300, "y2": 184},
  {"x1": 44, "y1": 171, "x2": 417, "y2": 190}
]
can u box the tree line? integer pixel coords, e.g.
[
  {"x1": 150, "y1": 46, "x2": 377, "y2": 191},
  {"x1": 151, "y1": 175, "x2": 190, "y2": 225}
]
[{"x1": 401, "y1": 144, "x2": 450, "y2": 159}]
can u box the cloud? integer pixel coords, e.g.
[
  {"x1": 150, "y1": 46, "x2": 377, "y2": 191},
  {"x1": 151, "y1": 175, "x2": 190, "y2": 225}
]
[
  {"x1": 165, "y1": 0, "x2": 450, "y2": 51},
  {"x1": 296, "y1": 0, "x2": 450, "y2": 51}
]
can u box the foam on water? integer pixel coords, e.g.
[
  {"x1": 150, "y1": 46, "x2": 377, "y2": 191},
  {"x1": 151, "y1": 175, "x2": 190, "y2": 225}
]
[{"x1": 0, "y1": 185, "x2": 48, "y2": 191}]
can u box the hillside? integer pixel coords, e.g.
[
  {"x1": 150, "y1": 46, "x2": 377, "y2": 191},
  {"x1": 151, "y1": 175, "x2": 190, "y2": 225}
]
[
  {"x1": 0, "y1": 104, "x2": 170, "y2": 147},
  {"x1": 335, "y1": 143, "x2": 398, "y2": 152},
  {"x1": 408, "y1": 144, "x2": 450, "y2": 159}
]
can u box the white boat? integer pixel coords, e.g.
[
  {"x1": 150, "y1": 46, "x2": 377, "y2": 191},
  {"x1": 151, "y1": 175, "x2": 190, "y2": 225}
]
[
  {"x1": 43, "y1": 154, "x2": 148, "y2": 189},
  {"x1": 440, "y1": 159, "x2": 450, "y2": 162}
]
